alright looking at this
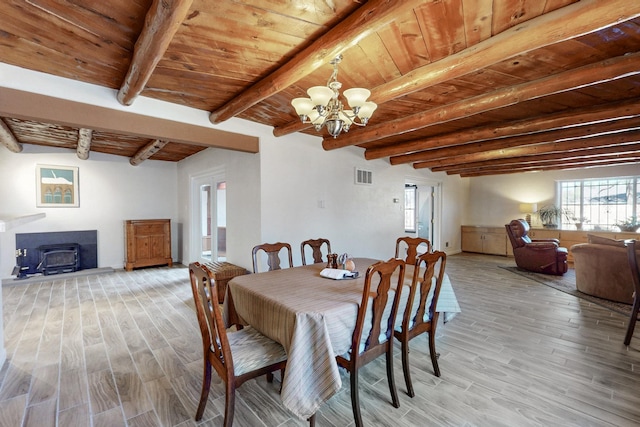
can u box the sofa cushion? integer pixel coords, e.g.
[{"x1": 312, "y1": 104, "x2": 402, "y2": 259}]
[{"x1": 586, "y1": 234, "x2": 626, "y2": 247}]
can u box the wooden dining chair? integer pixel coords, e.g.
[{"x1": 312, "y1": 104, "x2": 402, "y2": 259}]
[
  {"x1": 188, "y1": 262, "x2": 287, "y2": 425},
  {"x1": 336, "y1": 258, "x2": 406, "y2": 427},
  {"x1": 625, "y1": 240, "x2": 640, "y2": 345},
  {"x1": 251, "y1": 242, "x2": 293, "y2": 273},
  {"x1": 395, "y1": 236, "x2": 431, "y2": 264},
  {"x1": 300, "y1": 238, "x2": 331, "y2": 265},
  {"x1": 394, "y1": 251, "x2": 446, "y2": 397}
]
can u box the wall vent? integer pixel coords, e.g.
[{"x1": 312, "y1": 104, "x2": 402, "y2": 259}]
[{"x1": 354, "y1": 167, "x2": 373, "y2": 185}]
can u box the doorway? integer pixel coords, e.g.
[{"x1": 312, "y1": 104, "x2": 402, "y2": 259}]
[
  {"x1": 405, "y1": 178, "x2": 441, "y2": 249},
  {"x1": 191, "y1": 169, "x2": 226, "y2": 263}
]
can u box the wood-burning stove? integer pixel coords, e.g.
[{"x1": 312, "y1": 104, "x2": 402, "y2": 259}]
[
  {"x1": 36, "y1": 243, "x2": 80, "y2": 275},
  {"x1": 15, "y1": 230, "x2": 98, "y2": 277}
]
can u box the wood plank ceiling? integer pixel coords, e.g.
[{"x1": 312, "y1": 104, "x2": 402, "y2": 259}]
[{"x1": 0, "y1": 0, "x2": 639, "y2": 175}]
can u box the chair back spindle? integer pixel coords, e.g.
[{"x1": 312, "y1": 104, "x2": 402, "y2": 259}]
[
  {"x1": 188, "y1": 262, "x2": 288, "y2": 425},
  {"x1": 394, "y1": 251, "x2": 447, "y2": 397},
  {"x1": 336, "y1": 258, "x2": 405, "y2": 427},
  {"x1": 252, "y1": 242, "x2": 293, "y2": 273},
  {"x1": 395, "y1": 237, "x2": 431, "y2": 265},
  {"x1": 404, "y1": 251, "x2": 446, "y2": 336},
  {"x1": 301, "y1": 238, "x2": 331, "y2": 265}
]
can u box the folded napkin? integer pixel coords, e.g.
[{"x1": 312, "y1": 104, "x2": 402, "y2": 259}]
[{"x1": 320, "y1": 268, "x2": 359, "y2": 280}]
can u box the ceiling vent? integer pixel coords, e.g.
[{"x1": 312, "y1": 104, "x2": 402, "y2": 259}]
[{"x1": 354, "y1": 167, "x2": 373, "y2": 185}]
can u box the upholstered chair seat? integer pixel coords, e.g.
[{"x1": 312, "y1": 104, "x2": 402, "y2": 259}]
[{"x1": 226, "y1": 326, "x2": 287, "y2": 377}]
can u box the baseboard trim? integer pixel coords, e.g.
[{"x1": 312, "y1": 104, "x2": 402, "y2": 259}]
[{"x1": 1, "y1": 267, "x2": 115, "y2": 286}]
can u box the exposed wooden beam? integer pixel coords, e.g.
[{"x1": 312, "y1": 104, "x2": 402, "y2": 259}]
[
  {"x1": 455, "y1": 156, "x2": 640, "y2": 176},
  {"x1": 434, "y1": 144, "x2": 640, "y2": 174},
  {"x1": 0, "y1": 87, "x2": 259, "y2": 153},
  {"x1": 275, "y1": 0, "x2": 640, "y2": 138},
  {"x1": 459, "y1": 157, "x2": 640, "y2": 177},
  {"x1": 0, "y1": 119, "x2": 22, "y2": 153},
  {"x1": 365, "y1": 99, "x2": 640, "y2": 161},
  {"x1": 370, "y1": 0, "x2": 640, "y2": 105},
  {"x1": 324, "y1": 51, "x2": 640, "y2": 150},
  {"x1": 273, "y1": 119, "x2": 311, "y2": 138},
  {"x1": 390, "y1": 116, "x2": 640, "y2": 165},
  {"x1": 117, "y1": 0, "x2": 193, "y2": 106},
  {"x1": 76, "y1": 128, "x2": 93, "y2": 160},
  {"x1": 447, "y1": 154, "x2": 640, "y2": 176},
  {"x1": 209, "y1": 0, "x2": 425, "y2": 124},
  {"x1": 130, "y1": 139, "x2": 169, "y2": 166},
  {"x1": 412, "y1": 130, "x2": 640, "y2": 170}
]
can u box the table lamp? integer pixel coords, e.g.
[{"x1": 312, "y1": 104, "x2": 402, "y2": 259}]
[{"x1": 519, "y1": 203, "x2": 538, "y2": 227}]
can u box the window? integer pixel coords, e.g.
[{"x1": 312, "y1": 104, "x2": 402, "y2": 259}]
[
  {"x1": 404, "y1": 184, "x2": 417, "y2": 232},
  {"x1": 559, "y1": 176, "x2": 639, "y2": 230}
]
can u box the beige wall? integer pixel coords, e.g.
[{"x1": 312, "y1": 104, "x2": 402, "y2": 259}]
[{"x1": 466, "y1": 165, "x2": 640, "y2": 228}]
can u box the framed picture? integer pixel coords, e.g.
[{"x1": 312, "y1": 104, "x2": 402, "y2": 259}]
[{"x1": 36, "y1": 164, "x2": 79, "y2": 207}]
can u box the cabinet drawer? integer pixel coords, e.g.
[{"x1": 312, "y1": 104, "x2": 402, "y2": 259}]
[
  {"x1": 529, "y1": 229, "x2": 560, "y2": 240},
  {"x1": 133, "y1": 223, "x2": 167, "y2": 235}
]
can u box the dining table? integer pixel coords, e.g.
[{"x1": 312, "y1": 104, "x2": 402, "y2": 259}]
[{"x1": 223, "y1": 257, "x2": 461, "y2": 420}]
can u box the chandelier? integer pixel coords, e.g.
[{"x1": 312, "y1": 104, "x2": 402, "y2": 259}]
[{"x1": 291, "y1": 55, "x2": 377, "y2": 138}]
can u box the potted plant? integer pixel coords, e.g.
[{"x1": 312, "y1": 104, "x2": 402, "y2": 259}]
[
  {"x1": 570, "y1": 216, "x2": 589, "y2": 230},
  {"x1": 616, "y1": 216, "x2": 640, "y2": 232},
  {"x1": 537, "y1": 205, "x2": 569, "y2": 228}
]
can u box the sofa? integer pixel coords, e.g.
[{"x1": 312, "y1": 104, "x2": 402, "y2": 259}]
[{"x1": 571, "y1": 235, "x2": 639, "y2": 304}]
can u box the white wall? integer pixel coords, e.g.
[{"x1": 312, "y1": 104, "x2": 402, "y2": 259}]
[
  {"x1": 177, "y1": 142, "x2": 261, "y2": 270},
  {"x1": 466, "y1": 165, "x2": 640, "y2": 227},
  {"x1": 258, "y1": 130, "x2": 461, "y2": 263},
  {"x1": 0, "y1": 144, "x2": 179, "y2": 277},
  {"x1": 177, "y1": 118, "x2": 469, "y2": 272}
]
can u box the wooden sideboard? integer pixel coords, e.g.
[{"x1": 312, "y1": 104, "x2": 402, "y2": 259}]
[
  {"x1": 461, "y1": 226, "x2": 508, "y2": 256},
  {"x1": 124, "y1": 219, "x2": 172, "y2": 271},
  {"x1": 461, "y1": 225, "x2": 638, "y2": 261}
]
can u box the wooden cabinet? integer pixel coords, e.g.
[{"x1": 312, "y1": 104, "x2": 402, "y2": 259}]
[
  {"x1": 461, "y1": 226, "x2": 507, "y2": 256},
  {"x1": 124, "y1": 219, "x2": 172, "y2": 271},
  {"x1": 561, "y1": 230, "x2": 638, "y2": 262},
  {"x1": 463, "y1": 225, "x2": 639, "y2": 261},
  {"x1": 528, "y1": 229, "x2": 560, "y2": 240},
  {"x1": 557, "y1": 230, "x2": 588, "y2": 262},
  {"x1": 615, "y1": 232, "x2": 640, "y2": 241}
]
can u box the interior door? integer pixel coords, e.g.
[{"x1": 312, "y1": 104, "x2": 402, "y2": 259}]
[
  {"x1": 405, "y1": 178, "x2": 441, "y2": 249},
  {"x1": 417, "y1": 185, "x2": 434, "y2": 243},
  {"x1": 199, "y1": 182, "x2": 212, "y2": 262}
]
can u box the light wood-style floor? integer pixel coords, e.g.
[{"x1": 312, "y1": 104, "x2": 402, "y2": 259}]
[{"x1": 1, "y1": 253, "x2": 639, "y2": 426}]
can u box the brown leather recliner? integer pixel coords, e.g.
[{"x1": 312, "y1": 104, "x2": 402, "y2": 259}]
[{"x1": 505, "y1": 219, "x2": 568, "y2": 276}]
